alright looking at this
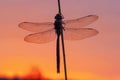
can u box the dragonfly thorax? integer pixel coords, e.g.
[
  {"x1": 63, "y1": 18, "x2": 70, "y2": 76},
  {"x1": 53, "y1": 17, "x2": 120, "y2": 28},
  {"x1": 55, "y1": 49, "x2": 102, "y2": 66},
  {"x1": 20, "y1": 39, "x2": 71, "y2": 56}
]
[{"x1": 54, "y1": 14, "x2": 63, "y2": 36}]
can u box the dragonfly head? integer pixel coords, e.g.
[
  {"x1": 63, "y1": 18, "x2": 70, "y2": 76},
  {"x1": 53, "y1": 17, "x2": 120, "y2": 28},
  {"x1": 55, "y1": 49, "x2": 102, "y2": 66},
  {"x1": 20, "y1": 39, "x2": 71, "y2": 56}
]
[{"x1": 55, "y1": 13, "x2": 63, "y2": 20}]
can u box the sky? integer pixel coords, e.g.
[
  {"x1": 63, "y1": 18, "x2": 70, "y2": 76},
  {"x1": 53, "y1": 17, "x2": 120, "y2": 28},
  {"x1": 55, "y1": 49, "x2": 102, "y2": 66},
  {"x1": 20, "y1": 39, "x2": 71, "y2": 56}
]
[{"x1": 0, "y1": 0, "x2": 120, "y2": 80}]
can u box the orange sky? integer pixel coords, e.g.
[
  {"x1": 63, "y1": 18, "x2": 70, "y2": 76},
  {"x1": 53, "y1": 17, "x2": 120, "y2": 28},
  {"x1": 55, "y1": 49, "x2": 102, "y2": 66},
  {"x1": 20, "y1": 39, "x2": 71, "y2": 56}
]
[{"x1": 0, "y1": 0, "x2": 120, "y2": 80}]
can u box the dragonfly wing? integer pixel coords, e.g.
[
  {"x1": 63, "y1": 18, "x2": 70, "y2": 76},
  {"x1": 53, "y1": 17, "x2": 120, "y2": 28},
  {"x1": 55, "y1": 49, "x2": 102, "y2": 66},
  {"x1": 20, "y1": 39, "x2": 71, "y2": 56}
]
[
  {"x1": 63, "y1": 28, "x2": 99, "y2": 40},
  {"x1": 63, "y1": 15, "x2": 98, "y2": 28},
  {"x1": 24, "y1": 29, "x2": 57, "y2": 44},
  {"x1": 18, "y1": 22, "x2": 54, "y2": 32}
]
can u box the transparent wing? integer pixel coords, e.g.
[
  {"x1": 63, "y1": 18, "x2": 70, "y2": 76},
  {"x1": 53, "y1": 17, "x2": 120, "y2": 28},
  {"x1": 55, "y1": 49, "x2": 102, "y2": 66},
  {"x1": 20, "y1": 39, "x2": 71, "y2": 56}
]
[
  {"x1": 63, "y1": 28, "x2": 99, "y2": 40},
  {"x1": 63, "y1": 15, "x2": 98, "y2": 28},
  {"x1": 18, "y1": 22, "x2": 54, "y2": 32},
  {"x1": 24, "y1": 29, "x2": 56, "y2": 44}
]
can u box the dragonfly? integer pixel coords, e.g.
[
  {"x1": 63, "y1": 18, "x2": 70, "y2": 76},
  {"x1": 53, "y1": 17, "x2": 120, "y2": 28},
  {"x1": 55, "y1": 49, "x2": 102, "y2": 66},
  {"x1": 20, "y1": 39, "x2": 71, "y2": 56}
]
[
  {"x1": 18, "y1": 0, "x2": 99, "y2": 80},
  {"x1": 18, "y1": 14, "x2": 99, "y2": 69}
]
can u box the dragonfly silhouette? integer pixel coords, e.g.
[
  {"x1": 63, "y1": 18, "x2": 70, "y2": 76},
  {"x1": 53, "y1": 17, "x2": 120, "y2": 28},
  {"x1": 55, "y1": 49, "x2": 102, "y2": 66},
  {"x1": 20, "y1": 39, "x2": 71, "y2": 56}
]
[
  {"x1": 18, "y1": 0, "x2": 99, "y2": 79},
  {"x1": 18, "y1": 14, "x2": 98, "y2": 70}
]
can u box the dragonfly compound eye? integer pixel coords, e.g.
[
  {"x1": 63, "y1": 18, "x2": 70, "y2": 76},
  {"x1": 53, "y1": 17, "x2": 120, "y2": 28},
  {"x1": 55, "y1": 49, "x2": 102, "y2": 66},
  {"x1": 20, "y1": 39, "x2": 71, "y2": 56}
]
[{"x1": 55, "y1": 14, "x2": 63, "y2": 19}]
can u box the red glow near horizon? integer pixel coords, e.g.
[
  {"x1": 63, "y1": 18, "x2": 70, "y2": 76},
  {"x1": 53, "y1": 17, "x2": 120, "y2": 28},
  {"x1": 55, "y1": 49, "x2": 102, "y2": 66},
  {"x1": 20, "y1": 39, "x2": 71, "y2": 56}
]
[
  {"x1": 0, "y1": 67, "x2": 51, "y2": 80},
  {"x1": 0, "y1": 67, "x2": 68, "y2": 80},
  {"x1": 0, "y1": 68, "x2": 48, "y2": 80}
]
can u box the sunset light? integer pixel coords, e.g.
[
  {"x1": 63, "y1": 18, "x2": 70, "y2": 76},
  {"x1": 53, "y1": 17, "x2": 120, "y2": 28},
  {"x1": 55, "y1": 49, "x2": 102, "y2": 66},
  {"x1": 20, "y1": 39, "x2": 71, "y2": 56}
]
[{"x1": 0, "y1": 0, "x2": 120, "y2": 80}]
